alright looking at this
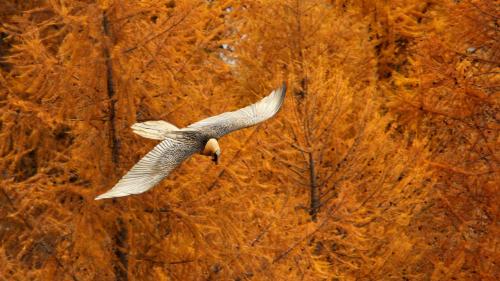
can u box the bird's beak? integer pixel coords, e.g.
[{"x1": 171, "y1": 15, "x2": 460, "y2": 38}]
[{"x1": 212, "y1": 150, "x2": 221, "y2": 165}]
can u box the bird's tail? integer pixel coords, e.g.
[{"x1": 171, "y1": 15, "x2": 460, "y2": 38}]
[{"x1": 131, "y1": 120, "x2": 179, "y2": 140}]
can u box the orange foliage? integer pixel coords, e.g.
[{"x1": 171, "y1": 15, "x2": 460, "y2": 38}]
[{"x1": 0, "y1": 0, "x2": 498, "y2": 280}]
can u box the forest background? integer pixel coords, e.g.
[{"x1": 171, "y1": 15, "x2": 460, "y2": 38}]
[{"x1": 0, "y1": 0, "x2": 498, "y2": 280}]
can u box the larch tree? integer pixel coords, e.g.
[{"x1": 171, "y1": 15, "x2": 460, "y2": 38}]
[
  {"x1": 1, "y1": 0, "x2": 241, "y2": 280},
  {"x1": 187, "y1": 0, "x2": 435, "y2": 279},
  {"x1": 360, "y1": 0, "x2": 499, "y2": 279},
  {"x1": 0, "y1": 0, "x2": 498, "y2": 280}
]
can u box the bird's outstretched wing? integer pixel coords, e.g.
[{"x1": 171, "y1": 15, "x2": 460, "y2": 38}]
[
  {"x1": 187, "y1": 83, "x2": 286, "y2": 138},
  {"x1": 95, "y1": 137, "x2": 198, "y2": 200}
]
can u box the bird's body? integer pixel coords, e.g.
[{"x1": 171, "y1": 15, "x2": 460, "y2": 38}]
[{"x1": 95, "y1": 83, "x2": 286, "y2": 200}]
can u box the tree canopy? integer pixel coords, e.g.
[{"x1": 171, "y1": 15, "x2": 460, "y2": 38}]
[{"x1": 0, "y1": 0, "x2": 498, "y2": 280}]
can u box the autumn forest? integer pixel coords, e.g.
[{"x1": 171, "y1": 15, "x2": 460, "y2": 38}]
[{"x1": 0, "y1": 0, "x2": 498, "y2": 280}]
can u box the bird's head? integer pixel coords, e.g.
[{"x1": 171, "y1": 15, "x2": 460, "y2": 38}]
[{"x1": 203, "y1": 138, "x2": 221, "y2": 165}]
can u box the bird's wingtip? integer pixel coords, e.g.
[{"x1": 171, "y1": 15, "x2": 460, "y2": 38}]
[
  {"x1": 95, "y1": 190, "x2": 136, "y2": 200},
  {"x1": 94, "y1": 191, "x2": 119, "y2": 200},
  {"x1": 94, "y1": 194, "x2": 106, "y2": 200}
]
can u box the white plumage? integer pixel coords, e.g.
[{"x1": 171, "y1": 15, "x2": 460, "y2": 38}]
[
  {"x1": 95, "y1": 83, "x2": 286, "y2": 200},
  {"x1": 130, "y1": 120, "x2": 179, "y2": 140}
]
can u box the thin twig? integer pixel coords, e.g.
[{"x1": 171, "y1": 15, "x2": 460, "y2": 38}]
[
  {"x1": 308, "y1": 152, "x2": 319, "y2": 222},
  {"x1": 124, "y1": 3, "x2": 201, "y2": 53},
  {"x1": 102, "y1": 11, "x2": 119, "y2": 166}
]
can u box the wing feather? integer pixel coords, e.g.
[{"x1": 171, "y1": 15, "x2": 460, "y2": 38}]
[
  {"x1": 187, "y1": 83, "x2": 286, "y2": 138},
  {"x1": 131, "y1": 120, "x2": 179, "y2": 140},
  {"x1": 95, "y1": 138, "x2": 197, "y2": 200}
]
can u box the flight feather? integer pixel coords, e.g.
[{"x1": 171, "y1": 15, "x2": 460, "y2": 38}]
[
  {"x1": 95, "y1": 83, "x2": 286, "y2": 200},
  {"x1": 187, "y1": 82, "x2": 286, "y2": 138}
]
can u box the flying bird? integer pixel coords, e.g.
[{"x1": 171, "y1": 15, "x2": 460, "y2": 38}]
[{"x1": 95, "y1": 83, "x2": 287, "y2": 200}]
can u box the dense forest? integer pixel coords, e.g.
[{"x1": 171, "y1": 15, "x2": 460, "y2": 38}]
[{"x1": 0, "y1": 0, "x2": 498, "y2": 280}]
